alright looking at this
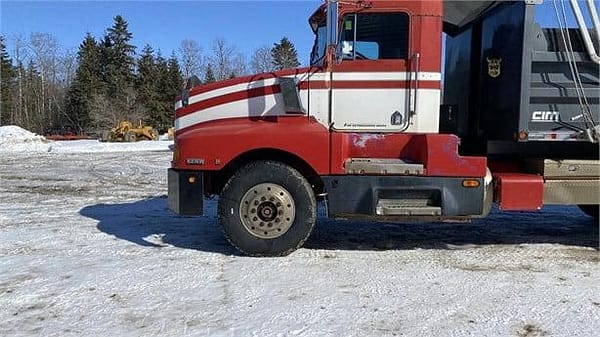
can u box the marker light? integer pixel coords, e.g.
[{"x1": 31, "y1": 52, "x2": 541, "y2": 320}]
[
  {"x1": 518, "y1": 130, "x2": 528, "y2": 140},
  {"x1": 462, "y1": 179, "x2": 480, "y2": 188}
]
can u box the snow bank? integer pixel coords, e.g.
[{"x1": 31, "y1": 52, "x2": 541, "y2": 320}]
[
  {"x1": 47, "y1": 139, "x2": 173, "y2": 153},
  {"x1": 0, "y1": 125, "x2": 49, "y2": 152},
  {"x1": 0, "y1": 125, "x2": 172, "y2": 154}
]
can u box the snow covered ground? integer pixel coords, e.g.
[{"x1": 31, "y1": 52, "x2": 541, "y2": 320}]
[
  {"x1": 0, "y1": 125, "x2": 172, "y2": 153},
  {"x1": 0, "y1": 129, "x2": 598, "y2": 337}
]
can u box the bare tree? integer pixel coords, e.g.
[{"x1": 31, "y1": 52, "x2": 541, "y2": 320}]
[
  {"x1": 5, "y1": 33, "x2": 74, "y2": 133},
  {"x1": 11, "y1": 34, "x2": 30, "y2": 127},
  {"x1": 178, "y1": 39, "x2": 203, "y2": 80},
  {"x1": 209, "y1": 38, "x2": 247, "y2": 81},
  {"x1": 250, "y1": 45, "x2": 275, "y2": 74},
  {"x1": 29, "y1": 32, "x2": 61, "y2": 131},
  {"x1": 59, "y1": 48, "x2": 77, "y2": 88}
]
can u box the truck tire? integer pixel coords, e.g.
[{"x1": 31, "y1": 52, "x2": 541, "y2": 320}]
[
  {"x1": 218, "y1": 161, "x2": 317, "y2": 256},
  {"x1": 578, "y1": 205, "x2": 599, "y2": 220},
  {"x1": 124, "y1": 131, "x2": 137, "y2": 142}
]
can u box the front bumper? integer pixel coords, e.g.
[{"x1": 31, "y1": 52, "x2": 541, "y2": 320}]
[{"x1": 167, "y1": 169, "x2": 204, "y2": 215}]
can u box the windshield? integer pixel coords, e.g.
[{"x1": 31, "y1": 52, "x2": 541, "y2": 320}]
[{"x1": 310, "y1": 24, "x2": 327, "y2": 66}]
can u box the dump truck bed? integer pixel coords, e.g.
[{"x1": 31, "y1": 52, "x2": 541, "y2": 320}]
[{"x1": 443, "y1": 1, "x2": 599, "y2": 159}]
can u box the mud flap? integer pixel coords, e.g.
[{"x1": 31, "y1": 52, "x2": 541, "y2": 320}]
[{"x1": 168, "y1": 169, "x2": 203, "y2": 216}]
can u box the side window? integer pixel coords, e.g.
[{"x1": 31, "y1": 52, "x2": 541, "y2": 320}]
[
  {"x1": 310, "y1": 24, "x2": 327, "y2": 66},
  {"x1": 340, "y1": 12, "x2": 409, "y2": 60}
]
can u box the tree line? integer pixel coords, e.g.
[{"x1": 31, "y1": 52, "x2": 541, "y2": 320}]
[{"x1": 0, "y1": 15, "x2": 301, "y2": 134}]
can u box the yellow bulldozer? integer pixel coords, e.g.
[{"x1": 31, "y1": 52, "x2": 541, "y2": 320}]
[{"x1": 103, "y1": 121, "x2": 158, "y2": 142}]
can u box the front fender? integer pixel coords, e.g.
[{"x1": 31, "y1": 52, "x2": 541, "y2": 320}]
[{"x1": 173, "y1": 116, "x2": 330, "y2": 174}]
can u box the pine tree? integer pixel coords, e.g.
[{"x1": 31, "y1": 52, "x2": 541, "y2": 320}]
[
  {"x1": 0, "y1": 35, "x2": 16, "y2": 125},
  {"x1": 146, "y1": 52, "x2": 170, "y2": 131},
  {"x1": 134, "y1": 47, "x2": 180, "y2": 132},
  {"x1": 65, "y1": 33, "x2": 102, "y2": 131},
  {"x1": 135, "y1": 44, "x2": 161, "y2": 128},
  {"x1": 136, "y1": 44, "x2": 157, "y2": 95},
  {"x1": 271, "y1": 37, "x2": 300, "y2": 70},
  {"x1": 166, "y1": 52, "x2": 183, "y2": 97},
  {"x1": 159, "y1": 52, "x2": 183, "y2": 130},
  {"x1": 102, "y1": 15, "x2": 136, "y2": 124},
  {"x1": 205, "y1": 63, "x2": 216, "y2": 83},
  {"x1": 104, "y1": 15, "x2": 135, "y2": 90}
]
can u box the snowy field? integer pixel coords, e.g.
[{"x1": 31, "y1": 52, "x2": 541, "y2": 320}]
[{"x1": 0, "y1": 127, "x2": 598, "y2": 337}]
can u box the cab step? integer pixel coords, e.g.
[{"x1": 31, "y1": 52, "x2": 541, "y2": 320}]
[
  {"x1": 375, "y1": 199, "x2": 442, "y2": 216},
  {"x1": 345, "y1": 158, "x2": 424, "y2": 175}
]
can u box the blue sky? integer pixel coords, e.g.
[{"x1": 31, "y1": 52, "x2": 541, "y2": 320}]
[
  {"x1": 1, "y1": 0, "x2": 597, "y2": 66},
  {"x1": 1, "y1": 0, "x2": 321, "y2": 64}
]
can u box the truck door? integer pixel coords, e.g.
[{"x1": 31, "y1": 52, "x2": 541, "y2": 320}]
[{"x1": 330, "y1": 12, "x2": 439, "y2": 133}]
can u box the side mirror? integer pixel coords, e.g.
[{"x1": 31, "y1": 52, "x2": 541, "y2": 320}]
[
  {"x1": 181, "y1": 75, "x2": 201, "y2": 107},
  {"x1": 326, "y1": 1, "x2": 338, "y2": 47}
]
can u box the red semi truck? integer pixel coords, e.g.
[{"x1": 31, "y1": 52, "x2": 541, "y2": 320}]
[{"x1": 168, "y1": 0, "x2": 600, "y2": 256}]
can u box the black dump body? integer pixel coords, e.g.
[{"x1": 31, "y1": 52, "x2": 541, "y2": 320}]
[{"x1": 442, "y1": 1, "x2": 599, "y2": 159}]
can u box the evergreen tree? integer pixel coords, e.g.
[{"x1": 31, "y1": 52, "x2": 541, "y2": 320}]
[
  {"x1": 135, "y1": 44, "x2": 161, "y2": 128},
  {"x1": 167, "y1": 52, "x2": 183, "y2": 94},
  {"x1": 101, "y1": 15, "x2": 136, "y2": 125},
  {"x1": 65, "y1": 33, "x2": 102, "y2": 131},
  {"x1": 158, "y1": 52, "x2": 183, "y2": 130},
  {"x1": 147, "y1": 52, "x2": 171, "y2": 131},
  {"x1": 0, "y1": 35, "x2": 16, "y2": 125},
  {"x1": 204, "y1": 63, "x2": 216, "y2": 83},
  {"x1": 136, "y1": 44, "x2": 157, "y2": 96},
  {"x1": 104, "y1": 15, "x2": 136, "y2": 91},
  {"x1": 271, "y1": 37, "x2": 300, "y2": 70}
]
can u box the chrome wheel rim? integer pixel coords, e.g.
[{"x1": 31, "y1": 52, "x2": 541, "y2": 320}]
[{"x1": 239, "y1": 183, "x2": 296, "y2": 239}]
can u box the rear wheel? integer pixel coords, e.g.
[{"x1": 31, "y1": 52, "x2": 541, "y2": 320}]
[
  {"x1": 578, "y1": 204, "x2": 599, "y2": 220},
  {"x1": 218, "y1": 161, "x2": 317, "y2": 256},
  {"x1": 124, "y1": 131, "x2": 137, "y2": 142}
]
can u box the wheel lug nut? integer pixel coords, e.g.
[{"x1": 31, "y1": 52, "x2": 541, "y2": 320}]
[
  {"x1": 251, "y1": 208, "x2": 256, "y2": 213},
  {"x1": 253, "y1": 217, "x2": 258, "y2": 221},
  {"x1": 267, "y1": 223, "x2": 273, "y2": 227},
  {"x1": 274, "y1": 218, "x2": 280, "y2": 223},
  {"x1": 269, "y1": 197, "x2": 275, "y2": 202},
  {"x1": 254, "y1": 200, "x2": 259, "y2": 206},
  {"x1": 261, "y1": 196, "x2": 266, "y2": 201},
  {"x1": 278, "y1": 210, "x2": 283, "y2": 215},
  {"x1": 259, "y1": 222, "x2": 264, "y2": 227}
]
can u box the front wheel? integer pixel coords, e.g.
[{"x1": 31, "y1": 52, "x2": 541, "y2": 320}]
[{"x1": 218, "y1": 161, "x2": 317, "y2": 256}]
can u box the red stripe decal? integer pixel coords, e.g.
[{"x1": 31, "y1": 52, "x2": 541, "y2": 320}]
[
  {"x1": 177, "y1": 85, "x2": 281, "y2": 117},
  {"x1": 177, "y1": 80, "x2": 441, "y2": 117},
  {"x1": 185, "y1": 67, "x2": 312, "y2": 97},
  {"x1": 332, "y1": 80, "x2": 440, "y2": 90}
]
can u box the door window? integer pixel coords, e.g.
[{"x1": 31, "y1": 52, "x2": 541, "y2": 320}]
[{"x1": 340, "y1": 13, "x2": 410, "y2": 60}]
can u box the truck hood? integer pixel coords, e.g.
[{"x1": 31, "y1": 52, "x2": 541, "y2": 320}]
[{"x1": 174, "y1": 67, "x2": 314, "y2": 132}]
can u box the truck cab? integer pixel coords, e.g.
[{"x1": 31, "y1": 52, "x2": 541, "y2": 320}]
[{"x1": 168, "y1": 0, "x2": 599, "y2": 256}]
